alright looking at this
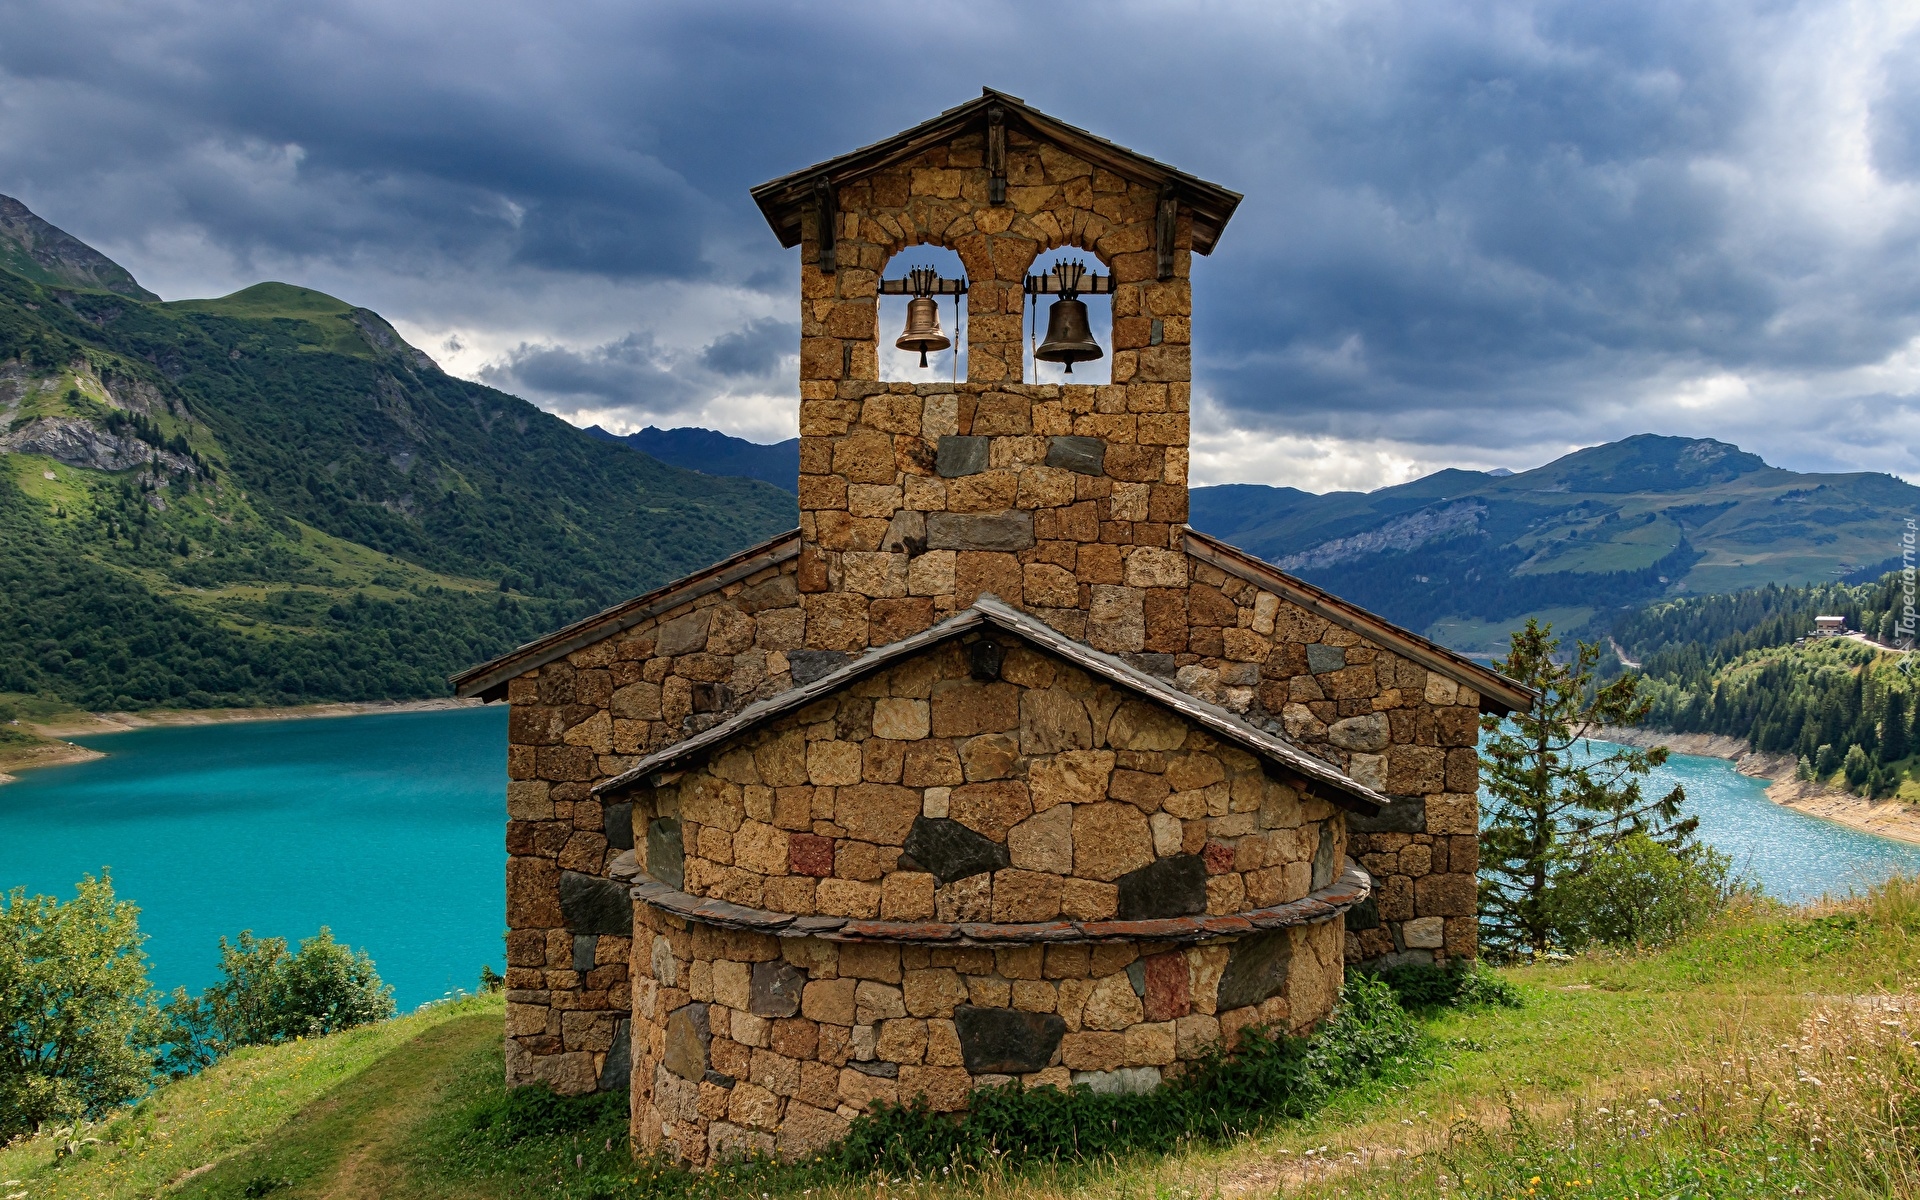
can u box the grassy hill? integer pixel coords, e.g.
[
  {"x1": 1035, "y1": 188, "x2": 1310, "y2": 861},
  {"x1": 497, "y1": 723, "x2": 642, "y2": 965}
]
[
  {"x1": 0, "y1": 199, "x2": 797, "y2": 711},
  {"x1": 5, "y1": 890, "x2": 1918, "y2": 1198},
  {"x1": 1190, "y1": 435, "x2": 1918, "y2": 655}
]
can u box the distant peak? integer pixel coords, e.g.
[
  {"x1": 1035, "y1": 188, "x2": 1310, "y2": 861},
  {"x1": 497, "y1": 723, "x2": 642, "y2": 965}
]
[
  {"x1": 1486, "y1": 467, "x2": 1514, "y2": 477},
  {"x1": 0, "y1": 193, "x2": 159, "y2": 301}
]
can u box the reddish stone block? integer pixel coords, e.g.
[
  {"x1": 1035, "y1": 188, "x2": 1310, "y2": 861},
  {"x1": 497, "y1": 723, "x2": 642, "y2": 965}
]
[
  {"x1": 1202, "y1": 840, "x2": 1236, "y2": 875},
  {"x1": 1142, "y1": 950, "x2": 1191, "y2": 1022},
  {"x1": 790, "y1": 834, "x2": 836, "y2": 878}
]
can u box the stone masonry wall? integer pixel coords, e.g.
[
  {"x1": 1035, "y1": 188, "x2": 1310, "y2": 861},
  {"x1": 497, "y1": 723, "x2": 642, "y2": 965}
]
[
  {"x1": 632, "y1": 635, "x2": 1347, "y2": 929},
  {"x1": 631, "y1": 911, "x2": 1344, "y2": 1167}
]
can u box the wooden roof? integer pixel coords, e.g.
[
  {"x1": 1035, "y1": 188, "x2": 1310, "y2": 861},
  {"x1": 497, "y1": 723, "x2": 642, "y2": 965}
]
[
  {"x1": 750, "y1": 87, "x2": 1243, "y2": 256},
  {"x1": 595, "y1": 596, "x2": 1388, "y2": 816}
]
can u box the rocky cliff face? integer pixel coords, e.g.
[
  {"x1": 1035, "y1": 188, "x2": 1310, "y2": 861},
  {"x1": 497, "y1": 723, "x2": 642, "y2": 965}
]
[{"x1": 0, "y1": 194, "x2": 159, "y2": 301}]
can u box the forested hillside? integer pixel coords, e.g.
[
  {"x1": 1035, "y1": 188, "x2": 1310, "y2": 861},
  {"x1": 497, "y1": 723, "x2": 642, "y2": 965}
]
[
  {"x1": 0, "y1": 199, "x2": 796, "y2": 711},
  {"x1": 1616, "y1": 573, "x2": 1918, "y2": 798}
]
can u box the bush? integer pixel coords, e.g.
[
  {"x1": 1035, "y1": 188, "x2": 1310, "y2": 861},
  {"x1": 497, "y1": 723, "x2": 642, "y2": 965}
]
[
  {"x1": 1372, "y1": 960, "x2": 1523, "y2": 1011},
  {"x1": 1844, "y1": 743, "x2": 1872, "y2": 789},
  {"x1": 1816, "y1": 742, "x2": 1841, "y2": 776},
  {"x1": 0, "y1": 874, "x2": 158, "y2": 1138},
  {"x1": 1550, "y1": 832, "x2": 1734, "y2": 950},
  {"x1": 162, "y1": 927, "x2": 393, "y2": 1075},
  {"x1": 836, "y1": 975, "x2": 1425, "y2": 1174}
]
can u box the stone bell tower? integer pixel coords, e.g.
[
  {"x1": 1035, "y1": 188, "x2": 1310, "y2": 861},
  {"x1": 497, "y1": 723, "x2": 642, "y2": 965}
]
[{"x1": 749, "y1": 87, "x2": 1242, "y2": 661}]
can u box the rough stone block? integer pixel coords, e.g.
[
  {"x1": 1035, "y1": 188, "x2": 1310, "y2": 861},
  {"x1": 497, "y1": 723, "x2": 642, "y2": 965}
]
[
  {"x1": 1073, "y1": 803, "x2": 1156, "y2": 881},
  {"x1": 663, "y1": 1002, "x2": 711, "y2": 1081},
  {"x1": 751, "y1": 960, "x2": 808, "y2": 1018},
  {"x1": 904, "y1": 815, "x2": 1011, "y2": 883},
  {"x1": 1216, "y1": 930, "x2": 1292, "y2": 1012},
  {"x1": 925, "y1": 510, "x2": 1035, "y2": 552},
  {"x1": 937, "y1": 435, "x2": 991, "y2": 478},
  {"x1": 953, "y1": 1005, "x2": 1066, "y2": 1074},
  {"x1": 1046, "y1": 435, "x2": 1106, "y2": 475},
  {"x1": 1114, "y1": 855, "x2": 1207, "y2": 920},
  {"x1": 560, "y1": 870, "x2": 631, "y2": 936}
]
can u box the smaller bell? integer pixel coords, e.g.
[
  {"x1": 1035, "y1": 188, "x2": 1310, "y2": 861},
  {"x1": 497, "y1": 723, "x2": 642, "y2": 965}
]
[
  {"x1": 896, "y1": 296, "x2": 950, "y2": 368},
  {"x1": 1035, "y1": 297, "x2": 1102, "y2": 373}
]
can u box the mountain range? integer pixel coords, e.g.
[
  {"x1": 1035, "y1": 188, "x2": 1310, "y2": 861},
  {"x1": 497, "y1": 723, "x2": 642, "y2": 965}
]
[
  {"x1": 584, "y1": 424, "x2": 798, "y2": 491},
  {"x1": 0, "y1": 195, "x2": 795, "y2": 711},
  {"x1": 1188, "y1": 436, "x2": 1918, "y2": 656}
]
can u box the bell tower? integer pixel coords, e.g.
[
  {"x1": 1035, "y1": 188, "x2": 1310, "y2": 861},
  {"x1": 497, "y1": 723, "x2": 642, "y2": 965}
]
[{"x1": 750, "y1": 88, "x2": 1242, "y2": 659}]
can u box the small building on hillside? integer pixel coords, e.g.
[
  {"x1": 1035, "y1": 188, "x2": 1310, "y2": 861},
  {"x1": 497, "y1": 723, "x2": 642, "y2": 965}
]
[
  {"x1": 453, "y1": 88, "x2": 1533, "y2": 1167},
  {"x1": 1814, "y1": 615, "x2": 1847, "y2": 637}
]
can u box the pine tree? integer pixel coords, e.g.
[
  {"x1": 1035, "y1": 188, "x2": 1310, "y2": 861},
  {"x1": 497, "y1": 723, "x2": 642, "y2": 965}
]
[{"x1": 1478, "y1": 620, "x2": 1693, "y2": 961}]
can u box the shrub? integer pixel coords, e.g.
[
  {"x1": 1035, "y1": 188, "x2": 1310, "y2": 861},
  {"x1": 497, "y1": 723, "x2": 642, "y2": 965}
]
[
  {"x1": 1372, "y1": 959, "x2": 1523, "y2": 1011},
  {"x1": 162, "y1": 927, "x2": 393, "y2": 1075},
  {"x1": 0, "y1": 873, "x2": 158, "y2": 1138},
  {"x1": 1550, "y1": 832, "x2": 1734, "y2": 950},
  {"x1": 836, "y1": 975, "x2": 1425, "y2": 1174},
  {"x1": 1815, "y1": 742, "x2": 1841, "y2": 776},
  {"x1": 463, "y1": 1082, "x2": 626, "y2": 1144}
]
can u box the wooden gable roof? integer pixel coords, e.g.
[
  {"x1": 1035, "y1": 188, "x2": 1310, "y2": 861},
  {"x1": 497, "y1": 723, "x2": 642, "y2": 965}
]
[{"x1": 750, "y1": 87, "x2": 1244, "y2": 255}]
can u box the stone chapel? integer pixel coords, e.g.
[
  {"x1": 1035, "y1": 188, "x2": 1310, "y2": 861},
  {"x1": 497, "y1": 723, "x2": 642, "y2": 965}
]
[{"x1": 454, "y1": 88, "x2": 1533, "y2": 1166}]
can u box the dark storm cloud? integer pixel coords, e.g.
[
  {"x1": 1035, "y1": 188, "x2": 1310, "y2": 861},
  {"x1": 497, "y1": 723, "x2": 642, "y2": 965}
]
[
  {"x1": 700, "y1": 319, "x2": 798, "y2": 378},
  {"x1": 1, "y1": 0, "x2": 1917, "y2": 478}
]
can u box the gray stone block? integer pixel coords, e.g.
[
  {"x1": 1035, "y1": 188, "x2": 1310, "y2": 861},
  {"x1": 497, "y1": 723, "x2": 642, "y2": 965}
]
[
  {"x1": 603, "y1": 802, "x2": 634, "y2": 851},
  {"x1": 1122, "y1": 652, "x2": 1178, "y2": 680},
  {"x1": 559, "y1": 870, "x2": 632, "y2": 936},
  {"x1": 1312, "y1": 825, "x2": 1337, "y2": 891},
  {"x1": 1347, "y1": 796, "x2": 1426, "y2": 834},
  {"x1": 1217, "y1": 929, "x2": 1294, "y2": 1012},
  {"x1": 925, "y1": 510, "x2": 1034, "y2": 552},
  {"x1": 788, "y1": 649, "x2": 850, "y2": 685},
  {"x1": 598, "y1": 1018, "x2": 631, "y2": 1093},
  {"x1": 1046, "y1": 435, "x2": 1106, "y2": 476},
  {"x1": 903, "y1": 816, "x2": 1010, "y2": 884},
  {"x1": 572, "y1": 934, "x2": 598, "y2": 972},
  {"x1": 850, "y1": 1060, "x2": 899, "y2": 1078},
  {"x1": 1071, "y1": 1066, "x2": 1161, "y2": 1094},
  {"x1": 954, "y1": 1005, "x2": 1066, "y2": 1074},
  {"x1": 749, "y1": 960, "x2": 807, "y2": 1018},
  {"x1": 646, "y1": 817, "x2": 686, "y2": 889},
  {"x1": 1306, "y1": 644, "x2": 1347, "y2": 674},
  {"x1": 1115, "y1": 854, "x2": 1207, "y2": 921},
  {"x1": 663, "y1": 1002, "x2": 710, "y2": 1081},
  {"x1": 936, "y1": 435, "x2": 991, "y2": 477},
  {"x1": 1345, "y1": 895, "x2": 1381, "y2": 931}
]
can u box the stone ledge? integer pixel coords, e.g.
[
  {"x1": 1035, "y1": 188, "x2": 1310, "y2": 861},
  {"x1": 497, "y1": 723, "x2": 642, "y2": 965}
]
[{"x1": 625, "y1": 860, "x2": 1370, "y2": 947}]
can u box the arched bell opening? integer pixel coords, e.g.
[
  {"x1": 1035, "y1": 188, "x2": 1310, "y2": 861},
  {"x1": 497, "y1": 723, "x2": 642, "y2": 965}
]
[
  {"x1": 1024, "y1": 247, "x2": 1114, "y2": 385},
  {"x1": 877, "y1": 244, "x2": 969, "y2": 383}
]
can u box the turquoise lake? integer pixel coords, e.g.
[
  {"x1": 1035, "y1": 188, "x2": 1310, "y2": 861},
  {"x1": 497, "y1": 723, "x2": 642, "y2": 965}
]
[
  {"x1": 0, "y1": 706, "x2": 507, "y2": 1011},
  {"x1": 6, "y1": 707, "x2": 1920, "y2": 1010}
]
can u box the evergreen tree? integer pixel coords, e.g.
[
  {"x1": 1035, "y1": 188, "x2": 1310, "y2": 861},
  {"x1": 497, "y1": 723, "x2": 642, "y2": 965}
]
[
  {"x1": 1883, "y1": 689, "x2": 1910, "y2": 764},
  {"x1": 1478, "y1": 619, "x2": 1693, "y2": 961}
]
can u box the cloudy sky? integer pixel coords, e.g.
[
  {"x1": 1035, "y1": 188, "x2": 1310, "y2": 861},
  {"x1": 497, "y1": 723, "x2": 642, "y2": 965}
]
[{"x1": 4, "y1": 0, "x2": 1919, "y2": 491}]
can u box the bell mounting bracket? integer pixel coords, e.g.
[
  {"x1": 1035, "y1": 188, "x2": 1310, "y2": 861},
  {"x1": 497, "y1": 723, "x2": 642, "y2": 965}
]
[
  {"x1": 1024, "y1": 259, "x2": 1113, "y2": 299},
  {"x1": 879, "y1": 266, "x2": 968, "y2": 296}
]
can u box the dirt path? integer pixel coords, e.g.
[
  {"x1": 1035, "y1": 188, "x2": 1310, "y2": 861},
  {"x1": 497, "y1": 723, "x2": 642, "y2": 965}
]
[{"x1": 175, "y1": 1013, "x2": 502, "y2": 1200}]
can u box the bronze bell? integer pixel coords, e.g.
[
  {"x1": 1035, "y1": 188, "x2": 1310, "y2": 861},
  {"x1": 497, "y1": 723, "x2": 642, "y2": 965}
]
[
  {"x1": 895, "y1": 296, "x2": 950, "y2": 367},
  {"x1": 1035, "y1": 297, "x2": 1102, "y2": 373}
]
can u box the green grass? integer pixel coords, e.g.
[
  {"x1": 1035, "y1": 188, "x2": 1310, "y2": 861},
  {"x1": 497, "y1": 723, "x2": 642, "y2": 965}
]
[
  {"x1": 1426, "y1": 608, "x2": 1596, "y2": 658},
  {"x1": 10, "y1": 889, "x2": 1920, "y2": 1199}
]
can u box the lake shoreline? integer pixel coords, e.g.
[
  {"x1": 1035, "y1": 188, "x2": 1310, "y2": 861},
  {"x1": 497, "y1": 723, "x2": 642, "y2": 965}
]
[
  {"x1": 2, "y1": 697, "x2": 486, "y2": 785},
  {"x1": 1594, "y1": 724, "x2": 1920, "y2": 848}
]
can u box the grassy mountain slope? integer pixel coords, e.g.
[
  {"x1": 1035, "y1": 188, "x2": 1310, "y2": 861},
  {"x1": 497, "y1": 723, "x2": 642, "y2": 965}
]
[
  {"x1": 0, "y1": 193, "x2": 158, "y2": 301},
  {"x1": 1191, "y1": 434, "x2": 1918, "y2": 653},
  {"x1": 0, "y1": 204, "x2": 796, "y2": 710}
]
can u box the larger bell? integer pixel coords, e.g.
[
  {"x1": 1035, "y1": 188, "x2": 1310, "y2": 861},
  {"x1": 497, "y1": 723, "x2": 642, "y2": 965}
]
[
  {"x1": 1035, "y1": 297, "x2": 1102, "y2": 373},
  {"x1": 895, "y1": 296, "x2": 950, "y2": 367}
]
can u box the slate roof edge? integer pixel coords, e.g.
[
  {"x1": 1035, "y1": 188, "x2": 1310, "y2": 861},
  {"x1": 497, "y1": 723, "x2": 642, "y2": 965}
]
[
  {"x1": 620, "y1": 859, "x2": 1372, "y2": 946},
  {"x1": 749, "y1": 87, "x2": 1243, "y2": 256},
  {"x1": 449, "y1": 529, "x2": 802, "y2": 700},
  {"x1": 1182, "y1": 527, "x2": 1535, "y2": 715},
  {"x1": 594, "y1": 594, "x2": 1388, "y2": 815}
]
